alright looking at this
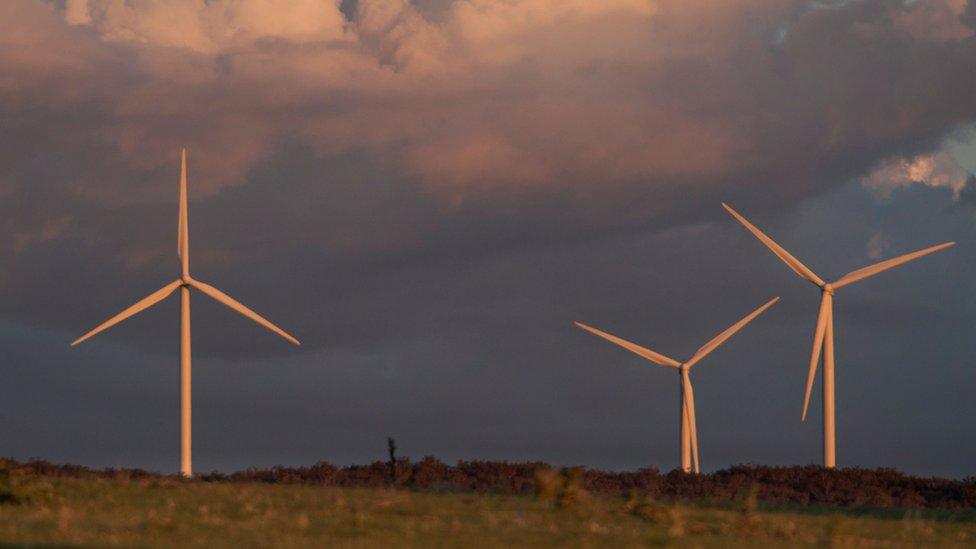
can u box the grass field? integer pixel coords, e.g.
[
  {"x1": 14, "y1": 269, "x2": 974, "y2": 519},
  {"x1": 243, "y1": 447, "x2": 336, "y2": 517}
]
[{"x1": 2, "y1": 472, "x2": 975, "y2": 547}]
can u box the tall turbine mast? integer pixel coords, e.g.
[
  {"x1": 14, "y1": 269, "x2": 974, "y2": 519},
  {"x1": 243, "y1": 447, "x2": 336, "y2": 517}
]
[
  {"x1": 575, "y1": 297, "x2": 779, "y2": 473},
  {"x1": 178, "y1": 148, "x2": 191, "y2": 476},
  {"x1": 72, "y1": 149, "x2": 300, "y2": 477},
  {"x1": 723, "y1": 202, "x2": 953, "y2": 468}
]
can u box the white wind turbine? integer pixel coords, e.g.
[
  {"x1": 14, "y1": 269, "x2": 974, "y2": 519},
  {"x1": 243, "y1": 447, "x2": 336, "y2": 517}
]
[
  {"x1": 575, "y1": 297, "x2": 779, "y2": 473},
  {"x1": 722, "y1": 203, "x2": 953, "y2": 468},
  {"x1": 72, "y1": 149, "x2": 300, "y2": 477}
]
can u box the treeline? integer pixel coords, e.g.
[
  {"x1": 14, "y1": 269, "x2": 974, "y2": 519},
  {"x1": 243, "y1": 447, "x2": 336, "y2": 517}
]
[{"x1": 4, "y1": 457, "x2": 975, "y2": 509}]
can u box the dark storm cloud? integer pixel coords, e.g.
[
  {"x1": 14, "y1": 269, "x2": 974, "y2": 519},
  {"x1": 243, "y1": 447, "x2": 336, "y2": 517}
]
[{"x1": 1, "y1": 0, "x2": 975, "y2": 475}]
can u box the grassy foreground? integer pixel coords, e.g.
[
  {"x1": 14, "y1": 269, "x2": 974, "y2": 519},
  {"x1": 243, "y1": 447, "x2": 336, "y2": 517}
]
[{"x1": 1, "y1": 474, "x2": 975, "y2": 547}]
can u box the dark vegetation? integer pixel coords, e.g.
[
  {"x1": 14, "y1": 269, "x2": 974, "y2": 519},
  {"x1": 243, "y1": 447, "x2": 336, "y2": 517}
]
[{"x1": 3, "y1": 457, "x2": 974, "y2": 510}]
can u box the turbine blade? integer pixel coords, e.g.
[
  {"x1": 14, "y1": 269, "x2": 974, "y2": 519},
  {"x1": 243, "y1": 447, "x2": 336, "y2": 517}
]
[
  {"x1": 574, "y1": 322, "x2": 681, "y2": 368},
  {"x1": 722, "y1": 203, "x2": 825, "y2": 287},
  {"x1": 190, "y1": 279, "x2": 301, "y2": 345},
  {"x1": 683, "y1": 372, "x2": 700, "y2": 474},
  {"x1": 71, "y1": 280, "x2": 182, "y2": 346},
  {"x1": 178, "y1": 148, "x2": 189, "y2": 275},
  {"x1": 684, "y1": 297, "x2": 780, "y2": 369},
  {"x1": 801, "y1": 294, "x2": 830, "y2": 421},
  {"x1": 831, "y1": 241, "x2": 955, "y2": 290}
]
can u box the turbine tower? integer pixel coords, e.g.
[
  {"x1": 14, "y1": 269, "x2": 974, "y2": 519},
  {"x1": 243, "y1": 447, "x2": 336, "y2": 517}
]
[
  {"x1": 575, "y1": 297, "x2": 778, "y2": 473},
  {"x1": 722, "y1": 202, "x2": 953, "y2": 468},
  {"x1": 72, "y1": 149, "x2": 300, "y2": 477}
]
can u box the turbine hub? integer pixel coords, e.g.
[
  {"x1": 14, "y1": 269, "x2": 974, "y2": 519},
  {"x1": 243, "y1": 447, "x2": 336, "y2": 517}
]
[
  {"x1": 180, "y1": 275, "x2": 192, "y2": 286},
  {"x1": 823, "y1": 283, "x2": 834, "y2": 296}
]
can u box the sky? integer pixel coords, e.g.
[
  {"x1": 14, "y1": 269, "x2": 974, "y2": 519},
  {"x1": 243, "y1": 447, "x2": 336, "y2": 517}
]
[{"x1": 1, "y1": 0, "x2": 976, "y2": 477}]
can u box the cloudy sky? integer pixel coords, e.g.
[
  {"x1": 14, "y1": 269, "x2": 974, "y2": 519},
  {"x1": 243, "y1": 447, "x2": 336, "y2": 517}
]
[{"x1": 2, "y1": 0, "x2": 975, "y2": 477}]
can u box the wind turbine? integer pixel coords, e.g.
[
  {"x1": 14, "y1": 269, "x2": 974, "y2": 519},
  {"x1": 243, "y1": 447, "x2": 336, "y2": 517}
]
[
  {"x1": 71, "y1": 149, "x2": 300, "y2": 478},
  {"x1": 575, "y1": 297, "x2": 779, "y2": 473},
  {"x1": 722, "y1": 202, "x2": 953, "y2": 468}
]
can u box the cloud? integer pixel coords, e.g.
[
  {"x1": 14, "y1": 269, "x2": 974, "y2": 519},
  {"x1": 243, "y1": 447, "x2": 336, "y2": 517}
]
[
  {"x1": 2, "y1": 0, "x2": 976, "y2": 338},
  {"x1": 865, "y1": 231, "x2": 888, "y2": 260},
  {"x1": 64, "y1": 0, "x2": 348, "y2": 51},
  {"x1": 3, "y1": 0, "x2": 975, "y2": 203},
  {"x1": 861, "y1": 151, "x2": 970, "y2": 198},
  {"x1": 892, "y1": 0, "x2": 974, "y2": 42}
]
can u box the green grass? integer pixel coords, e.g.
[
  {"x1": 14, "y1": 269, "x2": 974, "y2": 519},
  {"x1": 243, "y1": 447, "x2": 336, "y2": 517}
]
[{"x1": 0, "y1": 474, "x2": 974, "y2": 547}]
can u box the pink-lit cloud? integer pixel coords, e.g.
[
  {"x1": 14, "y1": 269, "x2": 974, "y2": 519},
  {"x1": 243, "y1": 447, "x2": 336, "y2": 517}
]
[
  {"x1": 2, "y1": 0, "x2": 971, "y2": 205},
  {"x1": 862, "y1": 152, "x2": 969, "y2": 198},
  {"x1": 1, "y1": 0, "x2": 976, "y2": 268}
]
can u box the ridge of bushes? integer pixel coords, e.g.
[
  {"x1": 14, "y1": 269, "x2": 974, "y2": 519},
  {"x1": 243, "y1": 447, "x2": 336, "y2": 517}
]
[{"x1": 3, "y1": 457, "x2": 974, "y2": 509}]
